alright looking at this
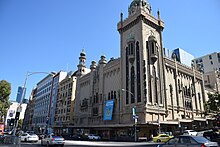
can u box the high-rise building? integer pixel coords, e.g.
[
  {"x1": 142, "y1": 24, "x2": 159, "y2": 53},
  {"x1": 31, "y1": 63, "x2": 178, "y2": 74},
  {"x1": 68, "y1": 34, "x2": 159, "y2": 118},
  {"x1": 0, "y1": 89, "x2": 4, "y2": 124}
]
[{"x1": 16, "y1": 86, "x2": 26, "y2": 103}]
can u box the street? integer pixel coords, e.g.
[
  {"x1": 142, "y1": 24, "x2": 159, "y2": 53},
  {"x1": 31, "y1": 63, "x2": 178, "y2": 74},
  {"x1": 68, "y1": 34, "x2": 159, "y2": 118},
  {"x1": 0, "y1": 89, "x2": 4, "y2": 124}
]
[{"x1": 1, "y1": 140, "x2": 160, "y2": 147}]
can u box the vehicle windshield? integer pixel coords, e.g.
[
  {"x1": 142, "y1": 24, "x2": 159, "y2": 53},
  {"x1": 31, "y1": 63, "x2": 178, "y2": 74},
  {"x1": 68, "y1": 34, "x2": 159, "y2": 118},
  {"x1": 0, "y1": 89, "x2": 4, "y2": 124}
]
[{"x1": 192, "y1": 136, "x2": 210, "y2": 143}]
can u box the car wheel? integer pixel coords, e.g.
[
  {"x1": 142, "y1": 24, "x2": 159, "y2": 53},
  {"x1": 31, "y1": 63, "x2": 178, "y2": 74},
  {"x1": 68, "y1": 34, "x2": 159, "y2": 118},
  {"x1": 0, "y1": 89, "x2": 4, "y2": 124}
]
[
  {"x1": 157, "y1": 139, "x2": 161, "y2": 142},
  {"x1": 46, "y1": 142, "x2": 50, "y2": 147},
  {"x1": 24, "y1": 138, "x2": 27, "y2": 142}
]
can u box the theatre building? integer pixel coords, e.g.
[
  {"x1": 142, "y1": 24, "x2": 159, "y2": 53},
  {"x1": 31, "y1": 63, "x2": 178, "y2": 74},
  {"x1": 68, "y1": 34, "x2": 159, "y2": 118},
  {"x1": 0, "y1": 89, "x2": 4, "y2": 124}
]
[{"x1": 73, "y1": 0, "x2": 208, "y2": 140}]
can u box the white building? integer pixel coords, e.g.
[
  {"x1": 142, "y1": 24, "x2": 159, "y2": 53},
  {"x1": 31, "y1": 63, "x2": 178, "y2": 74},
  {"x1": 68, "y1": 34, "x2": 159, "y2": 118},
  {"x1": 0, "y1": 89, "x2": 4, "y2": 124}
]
[
  {"x1": 193, "y1": 52, "x2": 220, "y2": 73},
  {"x1": 5, "y1": 101, "x2": 27, "y2": 126}
]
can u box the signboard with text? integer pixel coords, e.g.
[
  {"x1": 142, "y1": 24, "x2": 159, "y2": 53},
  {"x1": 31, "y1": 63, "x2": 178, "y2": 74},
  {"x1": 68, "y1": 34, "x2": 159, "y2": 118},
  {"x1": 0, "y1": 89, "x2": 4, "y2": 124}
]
[{"x1": 103, "y1": 100, "x2": 114, "y2": 120}]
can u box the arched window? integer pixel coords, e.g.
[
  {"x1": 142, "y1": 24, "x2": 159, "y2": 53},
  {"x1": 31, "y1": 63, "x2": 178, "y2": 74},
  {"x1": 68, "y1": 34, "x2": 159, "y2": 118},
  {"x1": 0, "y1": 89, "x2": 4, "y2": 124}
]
[
  {"x1": 152, "y1": 42, "x2": 155, "y2": 54},
  {"x1": 131, "y1": 66, "x2": 135, "y2": 103},
  {"x1": 126, "y1": 47, "x2": 129, "y2": 104},
  {"x1": 136, "y1": 41, "x2": 141, "y2": 102}
]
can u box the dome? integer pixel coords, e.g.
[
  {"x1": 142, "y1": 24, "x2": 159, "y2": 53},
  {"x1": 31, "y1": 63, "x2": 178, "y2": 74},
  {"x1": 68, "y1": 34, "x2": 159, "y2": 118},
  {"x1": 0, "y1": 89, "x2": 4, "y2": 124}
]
[
  {"x1": 128, "y1": 0, "x2": 151, "y2": 15},
  {"x1": 130, "y1": 0, "x2": 142, "y2": 8},
  {"x1": 80, "y1": 49, "x2": 86, "y2": 56}
]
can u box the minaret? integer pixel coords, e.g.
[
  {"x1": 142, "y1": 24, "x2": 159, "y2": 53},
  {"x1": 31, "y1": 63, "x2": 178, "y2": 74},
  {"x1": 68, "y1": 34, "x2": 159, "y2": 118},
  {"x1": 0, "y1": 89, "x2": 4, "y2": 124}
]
[
  {"x1": 76, "y1": 49, "x2": 87, "y2": 77},
  {"x1": 118, "y1": 0, "x2": 166, "y2": 124}
]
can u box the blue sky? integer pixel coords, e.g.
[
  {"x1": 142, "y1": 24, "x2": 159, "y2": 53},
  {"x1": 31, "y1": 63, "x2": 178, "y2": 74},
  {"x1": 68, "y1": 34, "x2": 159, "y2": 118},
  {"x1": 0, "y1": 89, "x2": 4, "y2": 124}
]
[{"x1": 0, "y1": 0, "x2": 220, "y2": 101}]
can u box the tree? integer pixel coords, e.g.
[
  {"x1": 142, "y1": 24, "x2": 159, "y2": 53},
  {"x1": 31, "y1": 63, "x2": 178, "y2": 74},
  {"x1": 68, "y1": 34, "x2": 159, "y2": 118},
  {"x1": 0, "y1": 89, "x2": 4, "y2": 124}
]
[
  {"x1": 0, "y1": 80, "x2": 11, "y2": 122},
  {"x1": 204, "y1": 93, "x2": 220, "y2": 114}
]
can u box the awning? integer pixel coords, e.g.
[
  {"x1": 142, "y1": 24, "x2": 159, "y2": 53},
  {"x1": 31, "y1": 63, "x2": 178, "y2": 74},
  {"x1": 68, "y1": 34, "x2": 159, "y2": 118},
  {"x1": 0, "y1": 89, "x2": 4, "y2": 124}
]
[
  {"x1": 179, "y1": 119, "x2": 193, "y2": 123},
  {"x1": 160, "y1": 121, "x2": 179, "y2": 125},
  {"x1": 194, "y1": 118, "x2": 206, "y2": 122}
]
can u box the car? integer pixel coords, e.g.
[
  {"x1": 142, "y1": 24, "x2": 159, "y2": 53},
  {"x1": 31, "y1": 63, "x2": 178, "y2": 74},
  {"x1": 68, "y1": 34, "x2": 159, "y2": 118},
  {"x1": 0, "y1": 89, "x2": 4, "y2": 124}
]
[
  {"x1": 203, "y1": 130, "x2": 220, "y2": 143},
  {"x1": 20, "y1": 132, "x2": 39, "y2": 142},
  {"x1": 87, "y1": 134, "x2": 101, "y2": 140},
  {"x1": 36, "y1": 133, "x2": 44, "y2": 140},
  {"x1": 71, "y1": 134, "x2": 87, "y2": 140},
  {"x1": 183, "y1": 130, "x2": 198, "y2": 136},
  {"x1": 157, "y1": 135, "x2": 219, "y2": 147},
  {"x1": 153, "y1": 134, "x2": 174, "y2": 142},
  {"x1": 41, "y1": 133, "x2": 65, "y2": 147}
]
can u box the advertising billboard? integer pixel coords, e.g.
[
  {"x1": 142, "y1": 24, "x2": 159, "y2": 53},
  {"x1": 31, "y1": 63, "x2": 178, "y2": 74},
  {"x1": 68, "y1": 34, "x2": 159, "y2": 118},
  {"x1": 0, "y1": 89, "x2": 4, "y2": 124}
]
[{"x1": 103, "y1": 100, "x2": 114, "y2": 120}]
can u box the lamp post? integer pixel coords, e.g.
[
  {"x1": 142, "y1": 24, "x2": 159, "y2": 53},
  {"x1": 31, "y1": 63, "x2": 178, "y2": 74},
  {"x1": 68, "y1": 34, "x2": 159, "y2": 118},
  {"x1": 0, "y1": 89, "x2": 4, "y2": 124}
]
[
  {"x1": 121, "y1": 89, "x2": 137, "y2": 142},
  {"x1": 154, "y1": 103, "x2": 161, "y2": 134},
  {"x1": 12, "y1": 71, "x2": 55, "y2": 137}
]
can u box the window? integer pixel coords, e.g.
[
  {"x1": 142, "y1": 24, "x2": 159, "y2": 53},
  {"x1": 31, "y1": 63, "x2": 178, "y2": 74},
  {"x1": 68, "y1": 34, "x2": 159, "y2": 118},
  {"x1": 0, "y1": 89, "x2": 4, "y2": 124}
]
[
  {"x1": 210, "y1": 61, "x2": 213, "y2": 65},
  {"x1": 128, "y1": 42, "x2": 134, "y2": 55},
  {"x1": 114, "y1": 91, "x2": 116, "y2": 99},
  {"x1": 131, "y1": 66, "x2": 135, "y2": 103},
  {"x1": 209, "y1": 55, "x2": 212, "y2": 59}
]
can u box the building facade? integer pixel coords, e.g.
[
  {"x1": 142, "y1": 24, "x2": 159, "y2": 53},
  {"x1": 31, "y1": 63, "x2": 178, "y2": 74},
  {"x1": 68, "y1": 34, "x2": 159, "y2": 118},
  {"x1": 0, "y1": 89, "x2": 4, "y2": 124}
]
[
  {"x1": 32, "y1": 74, "x2": 54, "y2": 132},
  {"x1": 50, "y1": 71, "x2": 67, "y2": 127},
  {"x1": 204, "y1": 70, "x2": 220, "y2": 93},
  {"x1": 22, "y1": 88, "x2": 37, "y2": 131},
  {"x1": 192, "y1": 52, "x2": 220, "y2": 73},
  {"x1": 32, "y1": 71, "x2": 67, "y2": 132},
  {"x1": 73, "y1": 0, "x2": 208, "y2": 139},
  {"x1": 54, "y1": 71, "x2": 77, "y2": 135}
]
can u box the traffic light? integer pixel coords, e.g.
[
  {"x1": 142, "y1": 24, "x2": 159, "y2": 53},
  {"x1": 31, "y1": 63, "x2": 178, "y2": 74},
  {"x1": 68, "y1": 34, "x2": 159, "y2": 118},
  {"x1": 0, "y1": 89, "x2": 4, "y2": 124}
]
[
  {"x1": 9, "y1": 118, "x2": 15, "y2": 126},
  {"x1": 15, "y1": 112, "x2": 20, "y2": 120}
]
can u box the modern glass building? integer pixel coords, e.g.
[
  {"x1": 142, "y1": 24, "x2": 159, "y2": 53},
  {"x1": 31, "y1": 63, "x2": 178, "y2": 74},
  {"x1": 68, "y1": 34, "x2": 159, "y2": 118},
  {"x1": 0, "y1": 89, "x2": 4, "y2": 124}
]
[{"x1": 16, "y1": 86, "x2": 26, "y2": 103}]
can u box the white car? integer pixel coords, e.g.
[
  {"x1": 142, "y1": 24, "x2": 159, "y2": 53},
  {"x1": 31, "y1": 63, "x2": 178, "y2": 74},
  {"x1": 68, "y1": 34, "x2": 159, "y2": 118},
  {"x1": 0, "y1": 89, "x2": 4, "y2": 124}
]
[
  {"x1": 183, "y1": 130, "x2": 198, "y2": 136},
  {"x1": 88, "y1": 134, "x2": 101, "y2": 140},
  {"x1": 20, "y1": 132, "x2": 39, "y2": 142},
  {"x1": 41, "y1": 134, "x2": 65, "y2": 147}
]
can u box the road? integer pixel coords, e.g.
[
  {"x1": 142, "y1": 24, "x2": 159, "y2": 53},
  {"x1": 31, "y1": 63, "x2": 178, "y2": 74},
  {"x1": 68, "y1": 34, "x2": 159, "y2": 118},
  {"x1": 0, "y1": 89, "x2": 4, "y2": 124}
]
[{"x1": 1, "y1": 140, "x2": 161, "y2": 147}]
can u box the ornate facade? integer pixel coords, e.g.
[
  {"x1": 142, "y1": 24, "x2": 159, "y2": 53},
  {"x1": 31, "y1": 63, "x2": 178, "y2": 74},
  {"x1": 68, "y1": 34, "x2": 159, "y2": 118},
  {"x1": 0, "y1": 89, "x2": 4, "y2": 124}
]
[{"x1": 73, "y1": 0, "x2": 209, "y2": 139}]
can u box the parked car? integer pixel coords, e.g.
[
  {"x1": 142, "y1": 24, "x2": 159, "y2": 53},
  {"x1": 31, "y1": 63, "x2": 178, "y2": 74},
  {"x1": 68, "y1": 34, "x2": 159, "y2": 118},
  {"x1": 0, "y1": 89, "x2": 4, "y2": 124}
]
[
  {"x1": 203, "y1": 130, "x2": 220, "y2": 144},
  {"x1": 183, "y1": 130, "x2": 198, "y2": 136},
  {"x1": 41, "y1": 133, "x2": 65, "y2": 147},
  {"x1": 20, "y1": 132, "x2": 39, "y2": 142},
  {"x1": 87, "y1": 134, "x2": 101, "y2": 140},
  {"x1": 36, "y1": 133, "x2": 44, "y2": 140},
  {"x1": 153, "y1": 134, "x2": 173, "y2": 142},
  {"x1": 157, "y1": 135, "x2": 219, "y2": 147}
]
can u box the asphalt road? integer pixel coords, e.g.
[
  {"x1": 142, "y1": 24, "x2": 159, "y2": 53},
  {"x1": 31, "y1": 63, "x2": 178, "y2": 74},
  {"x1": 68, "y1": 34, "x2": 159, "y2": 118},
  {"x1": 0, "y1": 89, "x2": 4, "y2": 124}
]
[{"x1": 1, "y1": 140, "x2": 161, "y2": 147}]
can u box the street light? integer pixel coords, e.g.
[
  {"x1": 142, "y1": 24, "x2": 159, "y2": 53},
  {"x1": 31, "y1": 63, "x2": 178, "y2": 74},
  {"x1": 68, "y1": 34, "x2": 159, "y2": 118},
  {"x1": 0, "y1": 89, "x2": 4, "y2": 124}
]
[
  {"x1": 154, "y1": 88, "x2": 167, "y2": 135},
  {"x1": 154, "y1": 103, "x2": 161, "y2": 134},
  {"x1": 12, "y1": 71, "x2": 55, "y2": 137},
  {"x1": 121, "y1": 89, "x2": 138, "y2": 142}
]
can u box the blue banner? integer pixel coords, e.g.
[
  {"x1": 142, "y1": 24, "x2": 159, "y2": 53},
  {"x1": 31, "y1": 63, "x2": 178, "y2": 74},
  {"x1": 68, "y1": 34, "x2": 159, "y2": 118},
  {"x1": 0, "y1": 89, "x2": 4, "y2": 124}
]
[{"x1": 103, "y1": 100, "x2": 114, "y2": 120}]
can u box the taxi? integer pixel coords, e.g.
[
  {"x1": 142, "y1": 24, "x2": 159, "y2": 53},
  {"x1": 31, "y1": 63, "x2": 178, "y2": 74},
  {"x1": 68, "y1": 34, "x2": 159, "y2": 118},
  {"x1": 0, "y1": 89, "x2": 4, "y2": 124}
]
[{"x1": 153, "y1": 134, "x2": 173, "y2": 142}]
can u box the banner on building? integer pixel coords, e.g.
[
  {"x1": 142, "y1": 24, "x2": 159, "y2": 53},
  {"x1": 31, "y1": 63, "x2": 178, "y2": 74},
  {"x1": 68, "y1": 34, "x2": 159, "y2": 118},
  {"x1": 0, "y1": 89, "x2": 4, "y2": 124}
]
[{"x1": 103, "y1": 100, "x2": 114, "y2": 120}]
